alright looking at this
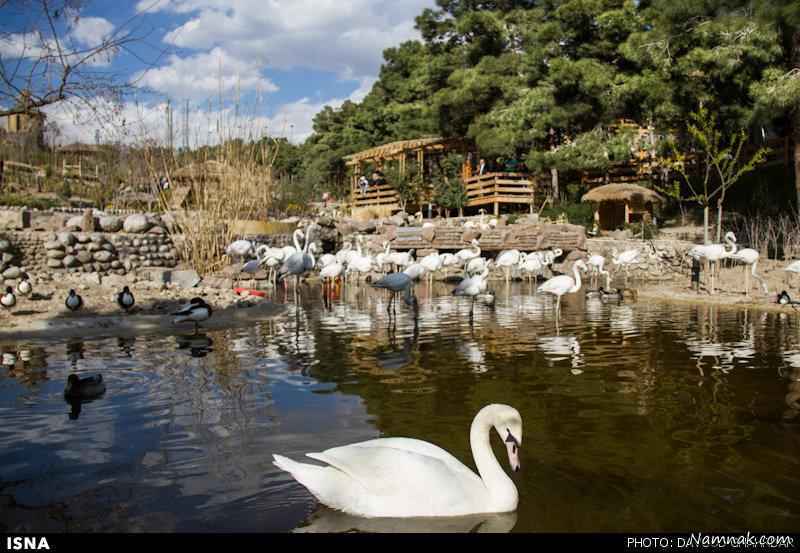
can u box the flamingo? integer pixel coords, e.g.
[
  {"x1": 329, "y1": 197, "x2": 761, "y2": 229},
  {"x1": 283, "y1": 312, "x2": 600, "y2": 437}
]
[
  {"x1": 730, "y1": 248, "x2": 768, "y2": 296},
  {"x1": 687, "y1": 232, "x2": 737, "y2": 294},
  {"x1": 403, "y1": 262, "x2": 427, "y2": 281},
  {"x1": 611, "y1": 248, "x2": 641, "y2": 287},
  {"x1": 455, "y1": 239, "x2": 481, "y2": 266},
  {"x1": 784, "y1": 260, "x2": 800, "y2": 289},
  {"x1": 465, "y1": 256, "x2": 492, "y2": 277},
  {"x1": 519, "y1": 252, "x2": 544, "y2": 283},
  {"x1": 440, "y1": 253, "x2": 460, "y2": 279},
  {"x1": 389, "y1": 249, "x2": 415, "y2": 271},
  {"x1": 587, "y1": 254, "x2": 610, "y2": 289},
  {"x1": 452, "y1": 266, "x2": 490, "y2": 319},
  {"x1": 371, "y1": 272, "x2": 418, "y2": 316},
  {"x1": 374, "y1": 242, "x2": 392, "y2": 274},
  {"x1": 496, "y1": 250, "x2": 521, "y2": 284},
  {"x1": 537, "y1": 260, "x2": 588, "y2": 315},
  {"x1": 226, "y1": 239, "x2": 253, "y2": 260},
  {"x1": 420, "y1": 252, "x2": 442, "y2": 286}
]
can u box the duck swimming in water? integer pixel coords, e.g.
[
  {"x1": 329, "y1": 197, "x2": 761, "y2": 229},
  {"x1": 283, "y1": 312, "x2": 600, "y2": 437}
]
[
  {"x1": 64, "y1": 374, "x2": 106, "y2": 399},
  {"x1": 172, "y1": 297, "x2": 212, "y2": 332},
  {"x1": 117, "y1": 286, "x2": 135, "y2": 312},
  {"x1": 1, "y1": 286, "x2": 16, "y2": 309},
  {"x1": 65, "y1": 289, "x2": 83, "y2": 312}
]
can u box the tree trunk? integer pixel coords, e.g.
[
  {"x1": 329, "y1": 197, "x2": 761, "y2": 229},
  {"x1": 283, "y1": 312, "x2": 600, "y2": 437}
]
[
  {"x1": 550, "y1": 168, "x2": 559, "y2": 205},
  {"x1": 793, "y1": 30, "x2": 800, "y2": 212},
  {"x1": 703, "y1": 205, "x2": 710, "y2": 244},
  {"x1": 458, "y1": 206, "x2": 464, "y2": 218},
  {"x1": 716, "y1": 198, "x2": 723, "y2": 244}
]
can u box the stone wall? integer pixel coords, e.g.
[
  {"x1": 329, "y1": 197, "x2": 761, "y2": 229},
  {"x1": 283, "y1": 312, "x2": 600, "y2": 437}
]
[{"x1": 585, "y1": 237, "x2": 694, "y2": 281}]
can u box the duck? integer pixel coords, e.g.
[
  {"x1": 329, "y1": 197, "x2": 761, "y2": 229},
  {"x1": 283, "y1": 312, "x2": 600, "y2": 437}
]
[
  {"x1": 778, "y1": 290, "x2": 800, "y2": 307},
  {"x1": 16, "y1": 274, "x2": 32, "y2": 296},
  {"x1": 64, "y1": 373, "x2": 106, "y2": 399},
  {"x1": 587, "y1": 287, "x2": 638, "y2": 302},
  {"x1": 172, "y1": 297, "x2": 212, "y2": 332},
  {"x1": 65, "y1": 289, "x2": 83, "y2": 312},
  {"x1": 273, "y1": 404, "x2": 522, "y2": 518},
  {"x1": 1, "y1": 286, "x2": 16, "y2": 309},
  {"x1": 117, "y1": 286, "x2": 135, "y2": 312}
]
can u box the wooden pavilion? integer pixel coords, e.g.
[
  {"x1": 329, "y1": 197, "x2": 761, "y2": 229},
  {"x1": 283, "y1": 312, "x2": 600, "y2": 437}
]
[{"x1": 344, "y1": 137, "x2": 536, "y2": 218}]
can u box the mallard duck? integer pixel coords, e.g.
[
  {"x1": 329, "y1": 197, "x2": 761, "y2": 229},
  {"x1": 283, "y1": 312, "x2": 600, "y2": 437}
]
[
  {"x1": 16, "y1": 274, "x2": 32, "y2": 296},
  {"x1": 1, "y1": 286, "x2": 16, "y2": 309},
  {"x1": 65, "y1": 289, "x2": 83, "y2": 312},
  {"x1": 64, "y1": 374, "x2": 106, "y2": 399},
  {"x1": 117, "y1": 286, "x2": 135, "y2": 312},
  {"x1": 172, "y1": 297, "x2": 212, "y2": 332}
]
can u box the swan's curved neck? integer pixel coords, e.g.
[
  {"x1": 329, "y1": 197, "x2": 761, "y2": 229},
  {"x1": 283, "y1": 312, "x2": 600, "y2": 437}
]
[{"x1": 470, "y1": 407, "x2": 518, "y2": 511}]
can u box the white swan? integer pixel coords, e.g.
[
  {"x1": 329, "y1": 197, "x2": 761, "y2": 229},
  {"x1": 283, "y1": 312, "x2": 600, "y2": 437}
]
[{"x1": 273, "y1": 404, "x2": 522, "y2": 518}]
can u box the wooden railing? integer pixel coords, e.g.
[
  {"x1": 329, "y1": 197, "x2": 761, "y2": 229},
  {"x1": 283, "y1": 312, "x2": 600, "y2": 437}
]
[
  {"x1": 351, "y1": 182, "x2": 400, "y2": 209},
  {"x1": 0, "y1": 160, "x2": 46, "y2": 189},
  {"x1": 464, "y1": 172, "x2": 535, "y2": 208}
]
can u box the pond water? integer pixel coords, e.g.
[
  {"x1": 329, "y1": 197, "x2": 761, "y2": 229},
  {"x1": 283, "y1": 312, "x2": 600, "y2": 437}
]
[{"x1": 1, "y1": 283, "x2": 799, "y2": 532}]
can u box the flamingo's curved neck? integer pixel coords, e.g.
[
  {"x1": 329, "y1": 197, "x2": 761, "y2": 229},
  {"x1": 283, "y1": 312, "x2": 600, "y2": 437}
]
[
  {"x1": 570, "y1": 263, "x2": 583, "y2": 293},
  {"x1": 293, "y1": 230, "x2": 303, "y2": 251}
]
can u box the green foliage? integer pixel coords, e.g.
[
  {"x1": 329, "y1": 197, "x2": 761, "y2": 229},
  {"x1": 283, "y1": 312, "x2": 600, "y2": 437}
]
[
  {"x1": 431, "y1": 153, "x2": 468, "y2": 212},
  {"x1": 540, "y1": 202, "x2": 595, "y2": 230},
  {"x1": 0, "y1": 194, "x2": 60, "y2": 210},
  {"x1": 384, "y1": 163, "x2": 421, "y2": 211}
]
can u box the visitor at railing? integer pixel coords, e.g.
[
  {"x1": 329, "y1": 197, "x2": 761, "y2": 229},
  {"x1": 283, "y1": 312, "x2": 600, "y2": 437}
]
[{"x1": 359, "y1": 175, "x2": 370, "y2": 195}]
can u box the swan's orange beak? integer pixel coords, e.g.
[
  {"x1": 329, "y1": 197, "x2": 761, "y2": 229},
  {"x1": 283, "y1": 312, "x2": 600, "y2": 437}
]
[{"x1": 505, "y1": 433, "x2": 520, "y2": 472}]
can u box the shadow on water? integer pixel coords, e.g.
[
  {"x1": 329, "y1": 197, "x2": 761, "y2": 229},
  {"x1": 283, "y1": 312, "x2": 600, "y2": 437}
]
[{"x1": 0, "y1": 282, "x2": 799, "y2": 531}]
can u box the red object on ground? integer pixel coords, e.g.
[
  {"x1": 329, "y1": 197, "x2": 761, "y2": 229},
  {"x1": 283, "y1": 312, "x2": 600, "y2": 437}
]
[{"x1": 233, "y1": 287, "x2": 267, "y2": 297}]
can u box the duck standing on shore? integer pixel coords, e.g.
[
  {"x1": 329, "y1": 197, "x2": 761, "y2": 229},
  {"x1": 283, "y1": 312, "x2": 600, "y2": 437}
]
[
  {"x1": 16, "y1": 274, "x2": 32, "y2": 297},
  {"x1": 1, "y1": 287, "x2": 16, "y2": 310},
  {"x1": 65, "y1": 289, "x2": 83, "y2": 312},
  {"x1": 117, "y1": 286, "x2": 135, "y2": 312},
  {"x1": 172, "y1": 297, "x2": 212, "y2": 333}
]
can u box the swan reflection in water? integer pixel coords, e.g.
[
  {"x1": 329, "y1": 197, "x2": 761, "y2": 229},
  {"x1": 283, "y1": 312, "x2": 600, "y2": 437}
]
[
  {"x1": 176, "y1": 333, "x2": 214, "y2": 358},
  {"x1": 294, "y1": 506, "x2": 517, "y2": 533}
]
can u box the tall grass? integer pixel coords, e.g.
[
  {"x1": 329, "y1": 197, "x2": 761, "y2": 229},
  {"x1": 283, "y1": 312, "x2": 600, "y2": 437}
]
[
  {"x1": 730, "y1": 212, "x2": 800, "y2": 260},
  {"x1": 141, "y1": 140, "x2": 277, "y2": 276}
]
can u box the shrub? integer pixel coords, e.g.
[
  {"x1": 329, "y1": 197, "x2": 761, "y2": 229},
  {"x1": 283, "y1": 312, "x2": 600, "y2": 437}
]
[{"x1": 540, "y1": 202, "x2": 595, "y2": 230}]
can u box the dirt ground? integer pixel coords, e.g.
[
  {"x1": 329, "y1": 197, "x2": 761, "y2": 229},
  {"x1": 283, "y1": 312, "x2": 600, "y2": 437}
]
[{"x1": 0, "y1": 272, "x2": 284, "y2": 341}]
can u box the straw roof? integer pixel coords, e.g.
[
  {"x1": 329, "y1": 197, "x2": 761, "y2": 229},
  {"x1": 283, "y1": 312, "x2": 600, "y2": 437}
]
[
  {"x1": 581, "y1": 183, "x2": 665, "y2": 204},
  {"x1": 344, "y1": 136, "x2": 451, "y2": 164}
]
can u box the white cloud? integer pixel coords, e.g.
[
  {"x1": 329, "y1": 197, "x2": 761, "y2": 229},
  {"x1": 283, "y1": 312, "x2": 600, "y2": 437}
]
[
  {"x1": 71, "y1": 17, "x2": 115, "y2": 47},
  {"x1": 134, "y1": 47, "x2": 278, "y2": 102},
  {"x1": 149, "y1": 0, "x2": 433, "y2": 80}
]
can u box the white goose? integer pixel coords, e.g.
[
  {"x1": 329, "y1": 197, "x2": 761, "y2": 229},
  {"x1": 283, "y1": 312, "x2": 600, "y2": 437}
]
[{"x1": 273, "y1": 404, "x2": 522, "y2": 518}]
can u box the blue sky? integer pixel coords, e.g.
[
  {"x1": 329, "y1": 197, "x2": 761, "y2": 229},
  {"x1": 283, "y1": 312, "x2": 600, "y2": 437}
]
[{"x1": 1, "y1": 0, "x2": 436, "y2": 144}]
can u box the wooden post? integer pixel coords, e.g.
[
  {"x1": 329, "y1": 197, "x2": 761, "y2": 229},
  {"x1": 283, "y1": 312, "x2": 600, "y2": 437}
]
[{"x1": 624, "y1": 202, "x2": 630, "y2": 225}]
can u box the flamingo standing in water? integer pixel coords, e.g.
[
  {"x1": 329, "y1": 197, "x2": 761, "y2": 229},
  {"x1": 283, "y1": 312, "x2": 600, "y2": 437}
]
[
  {"x1": 538, "y1": 260, "x2": 588, "y2": 315},
  {"x1": 587, "y1": 254, "x2": 610, "y2": 289}
]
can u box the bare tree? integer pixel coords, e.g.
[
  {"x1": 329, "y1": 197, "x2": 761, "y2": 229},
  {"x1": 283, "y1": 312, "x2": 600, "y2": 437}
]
[{"x1": 0, "y1": 0, "x2": 160, "y2": 118}]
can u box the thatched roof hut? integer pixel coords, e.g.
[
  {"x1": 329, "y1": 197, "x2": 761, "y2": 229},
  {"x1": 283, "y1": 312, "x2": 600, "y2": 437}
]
[
  {"x1": 581, "y1": 183, "x2": 664, "y2": 231},
  {"x1": 581, "y1": 183, "x2": 665, "y2": 205}
]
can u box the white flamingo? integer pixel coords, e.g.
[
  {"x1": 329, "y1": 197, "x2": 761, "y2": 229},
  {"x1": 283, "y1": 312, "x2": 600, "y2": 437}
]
[
  {"x1": 587, "y1": 254, "x2": 610, "y2": 289},
  {"x1": 456, "y1": 239, "x2": 481, "y2": 266},
  {"x1": 226, "y1": 239, "x2": 253, "y2": 260},
  {"x1": 730, "y1": 248, "x2": 768, "y2": 296},
  {"x1": 452, "y1": 266, "x2": 491, "y2": 318},
  {"x1": 403, "y1": 263, "x2": 427, "y2": 281},
  {"x1": 420, "y1": 252, "x2": 443, "y2": 286},
  {"x1": 538, "y1": 260, "x2": 588, "y2": 315},
  {"x1": 496, "y1": 250, "x2": 521, "y2": 284},
  {"x1": 784, "y1": 260, "x2": 800, "y2": 289},
  {"x1": 611, "y1": 248, "x2": 642, "y2": 287},
  {"x1": 440, "y1": 253, "x2": 460, "y2": 279},
  {"x1": 687, "y1": 232, "x2": 737, "y2": 294},
  {"x1": 519, "y1": 252, "x2": 544, "y2": 283}
]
